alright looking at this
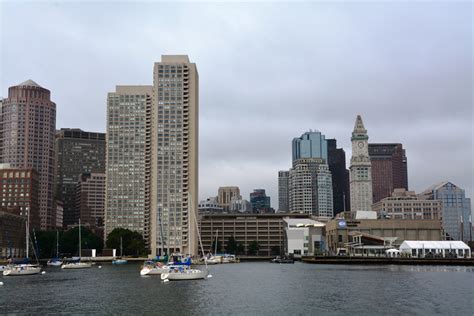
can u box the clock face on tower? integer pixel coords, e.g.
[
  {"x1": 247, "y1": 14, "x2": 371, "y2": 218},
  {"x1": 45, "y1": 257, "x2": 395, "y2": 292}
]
[{"x1": 358, "y1": 141, "x2": 364, "y2": 148}]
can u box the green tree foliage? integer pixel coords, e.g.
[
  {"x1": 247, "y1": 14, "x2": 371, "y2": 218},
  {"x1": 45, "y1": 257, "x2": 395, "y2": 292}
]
[
  {"x1": 106, "y1": 228, "x2": 147, "y2": 256},
  {"x1": 225, "y1": 236, "x2": 238, "y2": 254},
  {"x1": 34, "y1": 230, "x2": 57, "y2": 259},
  {"x1": 210, "y1": 239, "x2": 222, "y2": 254},
  {"x1": 236, "y1": 242, "x2": 245, "y2": 255},
  {"x1": 248, "y1": 240, "x2": 260, "y2": 255},
  {"x1": 61, "y1": 227, "x2": 103, "y2": 256}
]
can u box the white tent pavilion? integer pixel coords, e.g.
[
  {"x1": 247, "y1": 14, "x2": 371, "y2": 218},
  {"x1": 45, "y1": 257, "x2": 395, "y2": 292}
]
[
  {"x1": 385, "y1": 249, "x2": 401, "y2": 257},
  {"x1": 399, "y1": 241, "x2": 471, "y2": 258}
]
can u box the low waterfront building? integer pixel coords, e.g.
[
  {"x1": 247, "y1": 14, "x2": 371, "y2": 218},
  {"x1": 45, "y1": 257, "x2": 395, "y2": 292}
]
[
  {"x1": 199, "y1": 213, "x2": 310, "y2": 256},
  {"x1": 372, "y1": 188, "x2": 441, "y2": 220},
  {"x1": 325, "y1": 218, "x2": 442, "y2": 255},
  {"x1": 0, "y1": 208, "x2": 26, "y2": 258},
  {"x1": 284, "y1": 218, "x2": 325, "y2": 258},
  {"x1": 399, "y1": 240, "x2": 471, "y2": 258}
]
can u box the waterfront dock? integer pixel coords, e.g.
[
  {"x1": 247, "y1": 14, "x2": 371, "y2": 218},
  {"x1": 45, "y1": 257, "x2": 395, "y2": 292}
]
[{"x1": 302, "y1": 256, "x2": 474, "y2": 266}]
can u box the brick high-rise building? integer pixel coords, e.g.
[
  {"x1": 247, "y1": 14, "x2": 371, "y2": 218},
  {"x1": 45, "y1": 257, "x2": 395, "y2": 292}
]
[
  {"x1": 105, "y1": 85, "x2": 152, "y2": 241},
  {"x1": 0, "y1": 80, "x2": 56, "y2": 229},
  {"x1": 369, "y1": 143, "x2": 408, "y2": 203},
  {"x1": 151, "y1": 55, "x2": 199, "y2": 256},
  {"x1": 55, "y1": 129, "x2": 105, "y2": 227}
]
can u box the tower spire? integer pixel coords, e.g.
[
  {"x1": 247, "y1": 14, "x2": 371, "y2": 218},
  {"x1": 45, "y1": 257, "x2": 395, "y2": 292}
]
[{"x1": 351, "y1": 115, "x2": 368, "y2": 141}]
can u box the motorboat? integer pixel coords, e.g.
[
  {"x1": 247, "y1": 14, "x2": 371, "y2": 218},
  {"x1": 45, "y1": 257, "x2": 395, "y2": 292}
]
[
  {"x1": 140, "y1": 261, "x2": 167, "y2": 276},
  {"x1": 271, "y1": 256, "x2": 294, "y2": 264},
  {"x1": 205, "y1": 255, "x2": 222, "y2": 264},
  {"x1": 222, "y1": 254, "x2": 239, "y2": 263}
]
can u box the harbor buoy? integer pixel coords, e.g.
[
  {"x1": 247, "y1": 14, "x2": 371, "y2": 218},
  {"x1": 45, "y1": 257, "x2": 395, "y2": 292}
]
[
  {"x1": 163, "y1": 279, "x2": 169, "y2": 283},
  {"x1": 0, "y1": 281, "x2": 4, "y2": 286},
  {"x1": 41, "y1": 271, "x2": 46, "y2": 274},
  {"x1": 207, "y1": 275, "x2": 213, "y2": 278},
  {"x1": 98, "y1": 266, "x2": 102, "y2": 269}
]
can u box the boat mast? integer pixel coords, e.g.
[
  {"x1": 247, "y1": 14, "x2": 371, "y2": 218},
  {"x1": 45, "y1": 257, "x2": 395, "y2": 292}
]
[
  {"x1": 215, "y1": 229, "x2": 218, "y2": 255},
  {"x1": 189, "y1": 192, "x2": 207, "y2": 269},
  {"x1": 26, "y1": 208, "x2": 30, "y2": 259},
  {"x1": 79, "y1": 218, "x2": 81, "y2": 259},
  {"x1": 56, "y1": 230, "x2": 59, "y2": 258},
  {"x1": 120, "y1": 236, "x2": 123, "y2": 257}
]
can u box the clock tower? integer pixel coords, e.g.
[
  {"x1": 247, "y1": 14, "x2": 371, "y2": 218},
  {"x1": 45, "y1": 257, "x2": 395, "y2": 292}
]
[{"x1": 349, "y1": 115, "x2": 373, "y2": 212}]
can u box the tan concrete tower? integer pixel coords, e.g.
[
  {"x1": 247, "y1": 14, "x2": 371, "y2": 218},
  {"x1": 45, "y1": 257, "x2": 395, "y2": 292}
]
[{"x1": 151, "y1": 55, "x2": 199, "y2": 256}]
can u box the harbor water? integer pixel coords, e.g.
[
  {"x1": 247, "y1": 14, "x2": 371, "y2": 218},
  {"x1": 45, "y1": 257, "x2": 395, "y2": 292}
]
[{"x1": 1, "y1": 262, "x2": 473, "y2": 315}]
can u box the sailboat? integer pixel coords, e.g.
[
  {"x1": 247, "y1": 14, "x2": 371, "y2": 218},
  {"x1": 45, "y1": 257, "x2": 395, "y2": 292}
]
[
  {"x1": 47, "y1": 230, "x2": 62, "y2": 266},
  {"x1": 206, "y1": 229, "x2": 222, "y2": 264},
  {"x1": 112, "y1": 237, "x2": 127, "y2": 264},
  {"x1": 3, "y1": 211, "x2": 41, "y2": 276},
  {"x1": 61, "y1": 219, "x2": 92, "y2": 269},
  {"x1": 160, "y1": 193, "x2": 209, "y2": 281}
]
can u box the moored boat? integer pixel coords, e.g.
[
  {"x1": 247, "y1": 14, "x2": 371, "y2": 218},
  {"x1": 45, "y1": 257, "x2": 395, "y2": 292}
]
[
  {"x1": 3, "y1": 264, "x2": 41, "y2": 276},
  {"x1": 160, "y1": 265, "x2": 208, "y2": 281},
  {"x1": 61, "y1": 219, "x2": 91, "y2": 270}
]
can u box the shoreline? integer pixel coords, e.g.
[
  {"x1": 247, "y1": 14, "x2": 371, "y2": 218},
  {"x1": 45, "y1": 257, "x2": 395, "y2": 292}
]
[{"x1": 302, "y1": 256, "x2": 474, "y2": 266}]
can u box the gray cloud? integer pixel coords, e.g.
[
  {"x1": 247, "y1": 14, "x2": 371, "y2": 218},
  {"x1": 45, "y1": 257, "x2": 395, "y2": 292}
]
[{"x1": 1, "y1": 1, "x2": 472, "y2": 209}]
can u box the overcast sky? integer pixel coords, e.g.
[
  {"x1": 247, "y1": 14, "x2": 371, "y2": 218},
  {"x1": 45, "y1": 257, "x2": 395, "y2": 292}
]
[{"x1": 1, "y1": 1, "x2": 472, "y2": 210}]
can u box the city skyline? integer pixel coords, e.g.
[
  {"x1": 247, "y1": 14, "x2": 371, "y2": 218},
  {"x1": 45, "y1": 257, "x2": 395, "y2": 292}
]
[{"x1": 1, "y1": 2, "x2": 472, "y2": 208}]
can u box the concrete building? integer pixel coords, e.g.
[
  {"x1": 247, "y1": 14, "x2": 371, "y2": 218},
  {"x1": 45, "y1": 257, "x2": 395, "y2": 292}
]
[
  {"x1": 369, "y1": 143, "x2": 408, "y2": 203},
  {"x1": 326, "y1": 218, "x2": 442, "y2": 255},
  {"x1": 421, "y1": 181, "x2": 472, "y2": 242},
  {"x1": 199, "y1": 213, "x2": 310, "y2": 256},
  {"x1": 289, "y1": 158, "x2": 333, "y2": 218},
  {"x1": 327, "y1": 139, "x2": 350, "y2": 215},
  {"x1": 250, "y1": 189, "x2": 272, "y2": 213},
  {"x1": 230, "y1": 198, "x2": 253, "y2": 213},
  {"x1": 105, "y1": 85, "x2": 152, "y2": 241},
  {"x1": 349, "y1": 115, "x2": 373, "y2": 213},
  {"x1": 0, "y1": 209, "x2": 26, "y2": 258},
  {"x1": 198, "y1": 197, "x2": 223, "y2": 214},
  {"x1": 217, "y1": 186, "x2": 241, "y2": 212},
  {"x1": 372, "y1": 188, "x2": 441, "y2": 220},
  {"x1": 292, "y1": 130, "x2": 328, "y2": 163},
  {"x1": 55, "y1": 128, "x2": 106, "y2": 227},
  {"x1": 0, "y1": 80, "x2": 56, "y2": 229},
  {"x1": 151, "y1": 55, "x2": 199, "y2": 256},
  {"x1": 278, "y1": 170, "x2": 290, "y2": 213},
  {"x1": 0, "y1": 165, "x2": 40, "y2": 230},
  {"x1": 284, "y1": 218, "x2": 325, "y2": 257},
  {"x1": 76, "y1": 173, "x2": 106, "y2": 230}
]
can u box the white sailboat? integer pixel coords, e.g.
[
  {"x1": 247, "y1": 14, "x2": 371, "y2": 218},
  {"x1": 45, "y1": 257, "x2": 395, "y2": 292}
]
[
  {"x1": 61, "y1": 219, "x2": 92, "y2": 269},
  {"x1": 112, "y1": 237, "x2": 127, "y2": 265},
  {"x1": 47, "y1": 230, "x2": 62, "y2": 266},
  {"x1": 3, "y1": 211, "x2": 41, "y2": 276},
  {"x1": 161, "y1": 193, "x2": 209, "y2": 281},
  {"x1": 206, "y1": 229, "x2": 222, "y2": 264}
]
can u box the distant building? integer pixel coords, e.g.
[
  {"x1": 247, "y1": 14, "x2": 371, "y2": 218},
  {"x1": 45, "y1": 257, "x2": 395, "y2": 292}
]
[
  {"x1": 105, "y1": 85, "x2": 152, "y2": 241},
  {"x1": 369, "y1": 143, "x2": 408, "y2": 203},
  {"x1": 278, "y1": 170, "x2": 290, "y2": 213},
  {"x1": 327, "y1": 139, "x2": 350, "y2": 215},
  {"x1": 76, "y1": 173, "x2": 106, "y2": 230},
  {"x1": 229, "y1": 198, "x2": 253, "y2": 213},
  {"x1": 284, "y1": 218, "x2": 326, "y2": 257},
  {"x1": 199, "y1": 213, "x2": 310, "y2": 256},
  {"x1": 372, "y1": 188, "x2": 441, "y2": 220},
  {"x1": 1, "y1": 80, "x2": 56, "y2": 229},
  {"x1": 0, "y1": 209, "x2": 26, "y2": 258},
  {"x1": 55, "y1": 128, "x2": 106, "y2": 227},
  {"x1": 289, "y1": 158, "x2": 333, "y2": 218},
  {"x1": 217, "y1": 187, "x2": 241, "y2": 212},
  {"x1": 198, "y1": 197, "x2": 223, "y2": 214},
  {"x1": 349, "y1": 115, "x2": 373, "y2": 212},
  {"x1": 0, "y1": 165, "x2": 40, "y2": 230},
  {"x1": 250, "y1": 189, "x2": 272, "y2": 213},
  {"x1": 326, "y1": 218, "x2": 442, "y2": 255},
  {"x1": 292, "y1": 131, "x2": 328, "y2": 163},
  {"x1": 55, "y1": 201, "x2": 63, "y2": 229},
  {"x1": 421, "y1": 181, "x2": 472, "y2": 242}
]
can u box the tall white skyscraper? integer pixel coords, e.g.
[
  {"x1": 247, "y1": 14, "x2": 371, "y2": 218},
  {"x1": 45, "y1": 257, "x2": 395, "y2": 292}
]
[
  {"x1": 151, "y1": 55, "x2": 199, "y2": 256},
  {"x1": 349, "y1": 115, "x2": 373, "y2": 212}
]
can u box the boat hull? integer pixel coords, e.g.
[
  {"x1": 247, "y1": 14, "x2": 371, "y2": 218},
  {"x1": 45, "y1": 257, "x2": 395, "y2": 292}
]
[
  {"x1": 3, "y1": 265, "x2": 41, "y2": 276},
  {"x1": 161, "y1": 268, "x2": 208, "y2": 281},
  {"x1": 140, "y1": 265, "x2": 167, "y2": 276},
  {"x1": 61, "y1": 262, "x2": 92, "y2": 269},
  {"x1": 112, "y1": 260, "x2": 128, "y2": 265},
  {"x1": 47, "y1": 260, "x2": 63, "y2": 267}
]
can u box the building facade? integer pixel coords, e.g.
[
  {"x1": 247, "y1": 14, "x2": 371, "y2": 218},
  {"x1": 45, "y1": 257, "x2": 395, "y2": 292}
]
[
  {"x1": 0, "y1": 80, "x2": 56, "y2": 229},
  {"x1": 289, "y1": 158, "x2": 333, "y2": 218},
  {"x1": 278, "y1": 170, "x2": 289, "y2": 213},
  {"x1": 198, "y1": 197, "x2": 223, "y2": 214},
  {"x1": 0, "y1": 165, "x2": 40, "y2": 230},
  {"x1": 349, "y1": 115, "x2": 373, "y2": 212},
  {"x1": 0, "y1": 209, "x2": 26, "y2": 258},
  {"x1": 76, "y1": 173, "x2": 106, "y2": 229},
  {"x1": 372, "y1": 188, "x2": 441, "y2": 220},
  {"x1": 230, "y1": 198, "x2": 253, "y2": 213},
  {"x1": 369, "y1": 143, "x2": 408, "y2": 203},
  {"x1": 55, "y1": 128, "x2": 106, "y2": 227},
  {"x1": 217, "y1": 186, "x2": 241, "y2": 212},
  {"x1": 292, "y1": 131, "x2": 328, "y2": 163},
  {"x1": 327, "y1": 139, "x2": 350, "y2": 215},
  {"x1": 284, "y1": 218, "x2": 325, "y2": 257},
  {"x1": 105, "y1": 85, "x2": 152, "y2": 241},
  {"x1": 151, "y1": 55, "x2": 199, "y2": 256},
  {"x1": 421, "y1": 181, "x2": 472, "y2": 241},
  {"x1": 250, "y1": 189, "x2": 272, "y2": 213}
]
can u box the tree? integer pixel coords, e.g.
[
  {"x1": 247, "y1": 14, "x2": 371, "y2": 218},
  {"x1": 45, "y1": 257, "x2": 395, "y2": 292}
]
[
  {"x1": 106, "y1": 228, "x2": 147, "y2": 256},
  {"x1": 225, "y1": 236, "x2": 238, "y2": 254},
  {"x1": 210, "y1": 239, "x2": 222, "y2": 254},
  {"x1": 61, "y1": 227, "x2": 103, "y2": 256},
  {"x1": 236, "y1": 242, "x2": 245, "y2": 255},
  {"x1": 248, "y1": 240, "x2": 260, "y2": 255},
  {"x1": 34, "y1": 230, "x2": 57, "y2": 259}
]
